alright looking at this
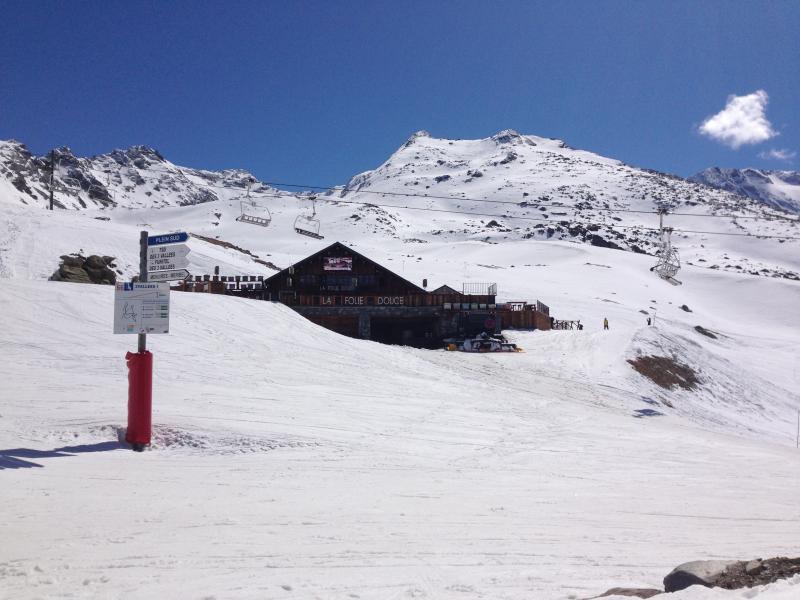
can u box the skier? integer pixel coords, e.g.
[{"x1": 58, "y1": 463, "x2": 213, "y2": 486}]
[
  {"x1": 603, "y1": 317, "x2": 609, "y2": 330},
  {"x1": 647, "y1": 317, "x2": 651, "y2": 326}
]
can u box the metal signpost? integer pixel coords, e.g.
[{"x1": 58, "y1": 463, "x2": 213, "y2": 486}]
[{"x1": 114, "y1": 230, "x2": 190, "y2": 451}]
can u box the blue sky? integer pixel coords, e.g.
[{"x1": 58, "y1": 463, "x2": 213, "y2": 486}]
[{"x1": 1, "y1": 1, "x2": 798, "y2": 185}]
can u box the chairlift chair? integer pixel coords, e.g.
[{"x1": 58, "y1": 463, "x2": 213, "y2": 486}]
[
  {"x1": 236, "y1": 178, "x2": 272, "y2": 227},
  {"x1": 294, "y1": 195, "x2": 324, "y2": 239}
]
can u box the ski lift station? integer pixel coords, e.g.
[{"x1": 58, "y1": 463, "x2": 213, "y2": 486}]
[{"x1": 175, "y1": 242, "x2": 553, "y2": 348}]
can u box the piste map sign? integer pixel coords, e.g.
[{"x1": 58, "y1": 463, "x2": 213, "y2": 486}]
[{"x1": 113, "y1": 282, "x2": 170, "y2": 334}]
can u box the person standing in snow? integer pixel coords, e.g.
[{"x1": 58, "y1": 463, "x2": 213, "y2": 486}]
[
  {"x1": 647, "y1": 317, "x2": 651, "y2": 326},
  {"x1": 603, "y1": 317, "x2": 609, "y2": 330}
]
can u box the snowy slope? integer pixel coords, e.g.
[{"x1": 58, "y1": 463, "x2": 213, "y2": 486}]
[
  {"x1": 1, "y1": 131, "x2": 799, "y2": 598},
  {"x1": 691, "y1": 167, "x2": 800, "y2": 214},
  {"x1": 0, "y1": 272, "x2": 798, "y2": 599}
]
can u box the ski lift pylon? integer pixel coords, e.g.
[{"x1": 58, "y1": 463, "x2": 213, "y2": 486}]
[
  {"x1": 294, "y1": 195, "x2": 324, "y2": 239},
  {"x1": 236, "y1": 177, "x2": 272, "y2": 227},
  {"x1": 650, "y1": 208, "x2": 682, "y2": 285}
]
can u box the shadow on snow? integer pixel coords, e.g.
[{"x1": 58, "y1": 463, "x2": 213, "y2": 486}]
[
  {"x1": 0, "y1": 441, "x2": 124, "y2": 470},
  {"x1": 633, "y1": 408, "x2": 666, "y2": 418}
]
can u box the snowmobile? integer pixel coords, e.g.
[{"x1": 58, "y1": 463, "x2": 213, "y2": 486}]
[{"x1": 445, "y1": 333, "x2": 522, "y2": 353}]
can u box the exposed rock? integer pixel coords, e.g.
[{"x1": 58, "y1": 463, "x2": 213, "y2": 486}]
[
  {"x1": 84, "y1": 255, "x2": 108, "y2": 269},
  {"x1": 498, "y1": 151, "x2": 518, "y2": 165},
  {"x1": 59, "y1": 254, "x2": 84, "y2": 267},
  {"x1": 55, "y1": 264, "x2": 93, "y2": 284},
  {"x1": 50, "y1": 254, "x2": 117, "y2": 285},
  {"x1": 0, "y1": 140, "x2": 265, "y2": 210},
  {"x1": 11, "y1": 174, "x2": 34, "y2": 196},
  {"x1": 715, "y1": 557, "x2": 800, "y2": 589},
  {"x1": 628, "y1": 355, "x2": 700, "y2": 390},
  {"x1": 491, "y1": 129, "x2": 522, "y2": 144},
  {"x1": 745, "y1": 559, "x2": 765, "y2": 576},
  {"x1": 694, "y1": 325, "x2": 717, "y2": 339},
  {"x1": 588, "y1": 234, "x2": 622, "y2": 250},
  {"x1": 690, "y1": 167, "x2": 800, "y2": 214},
  {"x1": 663, "y1": 560, "x2": 739, "y2": 592}
]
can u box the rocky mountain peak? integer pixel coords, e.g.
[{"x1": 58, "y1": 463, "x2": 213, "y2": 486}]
[
  {"x1": 107, "y1": 145, "x2": 165, "y2": 168},
  {"x1": 491, "y1": 129, "x2": 523, "y2": 144},
  {"x1": 690, "y1": 167, "x2": 800, "y2": 214},
  {"x1": 403, "y1": 130, "x2": 432, "y2": 148}
]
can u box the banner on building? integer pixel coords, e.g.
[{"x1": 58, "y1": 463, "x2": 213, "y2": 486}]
[{"x1": 323, "y1": 257, "x2": 352, "y2": 271}]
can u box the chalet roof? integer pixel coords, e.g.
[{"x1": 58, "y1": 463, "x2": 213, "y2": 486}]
[
  {"x1": 430, "y1": 284, "x2": 461, "y2": 295},
  {"x1": 263, "y1": 241, "x2": 427, "y2": 293}
]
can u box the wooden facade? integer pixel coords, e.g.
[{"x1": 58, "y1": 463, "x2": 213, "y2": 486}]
[
  {"x1": 175, "y1": 242, "x2": 553, "y2": 346},
  {"x1": 262, "y1": 242, "x2": 495, "y2": 309},
  {"x1": 260, "y1": 242, "x2": 500, "y2": 347},
  {"x1": 497, "y1": 301, "x2": 552, "y2": 331}
]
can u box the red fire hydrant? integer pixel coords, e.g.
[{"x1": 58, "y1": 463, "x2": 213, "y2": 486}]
[{"x1": 125, "y1": 351, "x2": 153, "y2": 451}]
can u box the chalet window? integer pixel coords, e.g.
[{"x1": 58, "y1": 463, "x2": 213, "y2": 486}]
[
  {"x1": 298, "y1": 274, "x2": 318, "y2": 288},
  {"x1": 357, "y1": 275, "x2": 377, "y2": 289},
  {"x1": 321, "y1": 274, "x2": 355, "y2": 291}
]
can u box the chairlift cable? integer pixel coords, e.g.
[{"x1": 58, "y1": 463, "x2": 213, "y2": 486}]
[
  {"x1": 104, "y1": 166, "x2": 797, "y2": 223},
  {"x1": 227, "y1": 191, "x2": 800, "y2": 240},
  {"x1": 68, "y1": 166, "x2": 800, "y2": 237}
]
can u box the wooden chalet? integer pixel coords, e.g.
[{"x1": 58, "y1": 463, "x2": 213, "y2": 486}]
[
  {"x1": 261, "y1": 242, "x2": 498, "y2": 347},
  {"x1": 174, "y1": 241, "x2": 553, "y2": 348}
]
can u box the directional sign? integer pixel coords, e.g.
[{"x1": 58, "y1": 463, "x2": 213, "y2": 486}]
[
  {"x1": 148, "y1": 232, "x2": 189, "y2": 246},
  {"x1": 113, "y1": 282, "x2": 170, "y2": 334},
  {"x1": 147, "y1": 244, "x2": 190, "y2": 272},
  {"x1": 147, "y1": 244, "x2": 190, "y2": 261},
  {"x1": 148, "y1": 269, "x2": 190, "y2": 282}
]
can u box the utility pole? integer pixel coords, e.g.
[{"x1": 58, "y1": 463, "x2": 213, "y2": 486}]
[
  {"x1": 48, "y1": 151, "x2": 55, "y2": 211},
  {"x1": 138, "y1": 230, "x2": 148, "y2": 352}
]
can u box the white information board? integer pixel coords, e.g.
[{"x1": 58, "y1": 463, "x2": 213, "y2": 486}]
[
  {"x1": 147, "y1": 244, "x2": 190, "y2": 273},
  {"x1": 113, "y1": 282, "x2": 170, "y2": 334}
]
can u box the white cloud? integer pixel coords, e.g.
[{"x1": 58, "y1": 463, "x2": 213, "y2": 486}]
[
  {"x1": 699, "y1": 90, "x2": 777, "y2": 149},
  {"x1": 758, "y1": 148, "x2": 796, "y2": 162}
]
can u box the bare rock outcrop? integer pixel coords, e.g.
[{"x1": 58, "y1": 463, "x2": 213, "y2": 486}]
[{"x1": 50, "y1": 254, "x2": 118, "y2": 284}]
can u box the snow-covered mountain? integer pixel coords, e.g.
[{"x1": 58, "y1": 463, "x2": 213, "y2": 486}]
[
  {"x1": 2, "y1": 131, "x2": 800, "y2": 599},
  {"x1": 690, "y1": 167, "x2": 800, "y2": 214},
  {"x1": 0, "y1": 140, "x2": 276, "y2": 210},
  {"x1": 2, "y1": 131, "x2": 799, "y2": 283},
  {"x1": 333, "y1": 129, "x2": 799, "y2": 280}
]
